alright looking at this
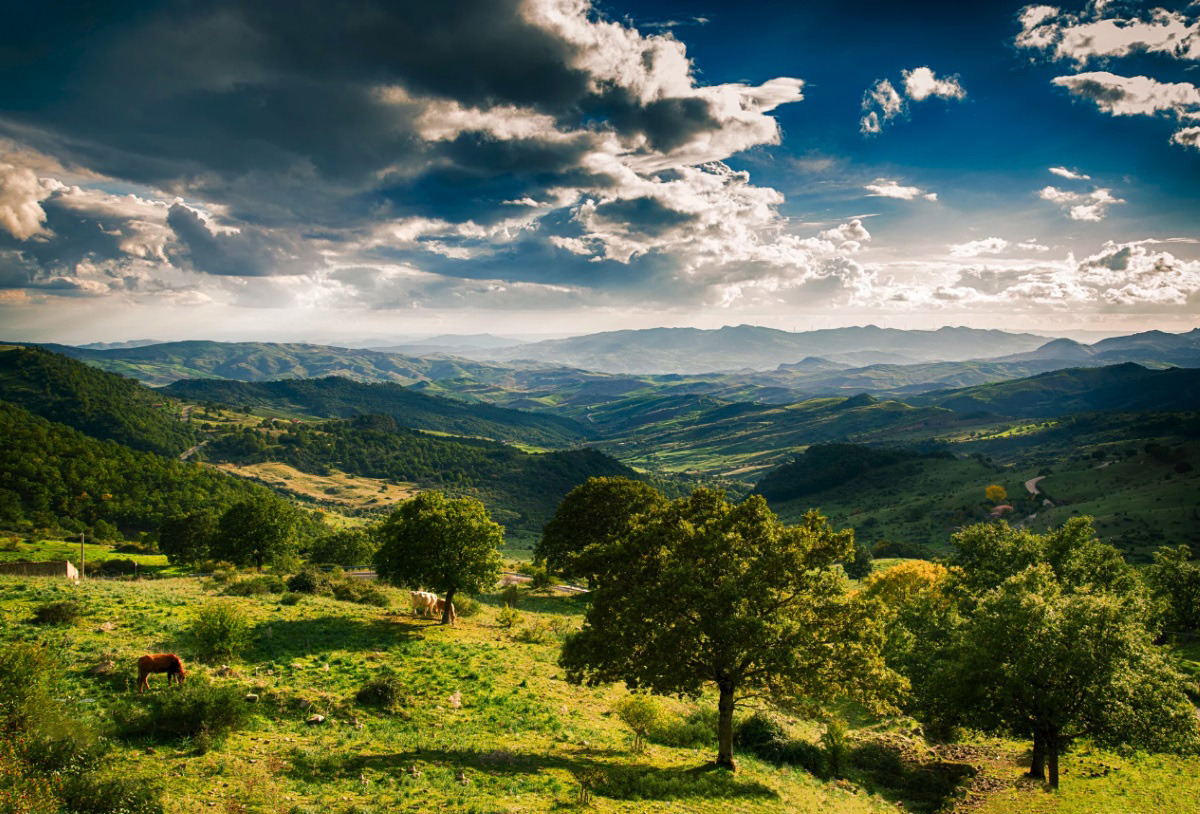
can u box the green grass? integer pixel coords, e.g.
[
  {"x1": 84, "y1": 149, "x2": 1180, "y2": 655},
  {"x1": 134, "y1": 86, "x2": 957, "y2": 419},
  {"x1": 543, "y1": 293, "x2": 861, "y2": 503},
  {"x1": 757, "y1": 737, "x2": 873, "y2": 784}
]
[
  {"x1": 1, "y1": 573, "x2": 1195, "y2": 813},
  {"x1": 0, "y1": 537, "x2": 178, "y2": 573}
]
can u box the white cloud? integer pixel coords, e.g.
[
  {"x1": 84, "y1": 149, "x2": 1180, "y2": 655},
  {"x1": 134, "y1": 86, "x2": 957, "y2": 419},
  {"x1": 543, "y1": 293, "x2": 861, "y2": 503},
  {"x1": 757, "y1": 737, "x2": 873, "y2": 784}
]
[
  {"x1": 949, "y1": 237, "x2": 1010, "y2": 257},
  {"x1": 861, "y1": 67, "x2": 966, "y2": 134},
  {"x1": 864, "y1": 179, "x2": 938, "y2": 202},
  {"x1": 1039, "y1": 185, "x2": 1124, "y2": 221},
  {"x1": 1048, "y1": 166, "x2": 1091, "y2": 180},
  {"x1": 1053, "y1": 72, "x2": 1200, "y2": 119},
  {"x1": 1171, "y1": 126, "x2": 1200, "y2": 149},
  {"x1": 902, "y1": 67, "x2": 966, "y2": 102},
  {"x1": 1016, "y1": 5, "x2": 1200, "y2": 65},
  {"x1": 0, "y1": 162, "x2": 53, "y2": 240}
]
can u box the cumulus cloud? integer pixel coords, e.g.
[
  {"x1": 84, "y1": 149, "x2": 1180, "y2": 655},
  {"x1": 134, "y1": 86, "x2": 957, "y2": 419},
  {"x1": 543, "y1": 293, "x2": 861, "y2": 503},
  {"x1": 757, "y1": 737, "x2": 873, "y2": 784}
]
[
  {"x1": 860, "y1": 67, "x2": 966, "y2": 134},
  {"x1": 1049, "y1": 166, "x2": 1090, "y2": 180},
  {"x1": 1017, "y1": 4, "x2": 1200, "y2": 65},
  {"x1": 1017, "y1": 6, "x2": 1200, "y2": 149},
  {"x1": 166, "y1": 204, "x2": 325, "y2": 277},
  {"x1": 949, "y1": 237, "x2": 1009, "y2": 257},
  {"x1": 0, "y1": 163, "x2": 52, "y2": 240},
  {"x1": 1172, "y1": 126, "x2": 1200, "y2": 149},
  {"x1": 864, "y1": 179, "x2": 938, "y2": 202},
  {"x1": 1039, "y1": 185, "x2": 1124, "y2": 221}
]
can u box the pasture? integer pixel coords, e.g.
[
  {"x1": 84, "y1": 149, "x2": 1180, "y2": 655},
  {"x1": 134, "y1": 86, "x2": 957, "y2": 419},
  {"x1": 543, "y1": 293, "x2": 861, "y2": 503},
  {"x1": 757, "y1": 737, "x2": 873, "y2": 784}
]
[{"x1": 3, "y1": 569, "x2": 1197, "y2": 814}]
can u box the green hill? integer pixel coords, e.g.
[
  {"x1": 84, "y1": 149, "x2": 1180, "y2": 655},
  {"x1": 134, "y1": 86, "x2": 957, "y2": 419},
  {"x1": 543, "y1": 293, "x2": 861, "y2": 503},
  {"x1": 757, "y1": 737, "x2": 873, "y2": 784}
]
[
  {"x1": 0, "y1": 401, "x2": 283, "y2": 538},
  {"x1": 910, "y1": 363, "x2": 1200, "y2": 417},
  {"x1": 205, "y1": 413, "x2": 635, "y2": 534},
  {"x1": 0, "y1": 345, "x2": 194, "y2": 456},
  {"x1": 162, "y1": 376, "x2": 594, "y2": 448}
]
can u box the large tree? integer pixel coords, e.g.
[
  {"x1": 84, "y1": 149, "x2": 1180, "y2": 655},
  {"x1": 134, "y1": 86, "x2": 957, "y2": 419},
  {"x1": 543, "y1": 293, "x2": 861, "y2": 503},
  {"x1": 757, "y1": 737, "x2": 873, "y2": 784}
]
[
  {"x1": 943, "y1": 565, "x2": 1197, "y2": 788},
  {"x1": 158, "y1": 509, "x2": 217, "y2": 565},
  {"x1": 560, "y1": 489, "x2": 901, "y2": 769},
  {"x1": 537, "y1": 476, "x2": 666, "y2": 583},
  {"x1": 211, "y1": 494, "x2": 299, "y2": 571},
  {"x1": 374, "y1": 491, "x2": 503, "y2": 625},
  {"x1": 308, "y1": 527, "x2": 377, "y2": 566}
]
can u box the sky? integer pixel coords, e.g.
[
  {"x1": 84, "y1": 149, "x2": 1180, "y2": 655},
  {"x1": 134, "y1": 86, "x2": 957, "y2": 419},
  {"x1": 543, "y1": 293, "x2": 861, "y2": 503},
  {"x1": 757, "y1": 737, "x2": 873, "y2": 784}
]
[{"x1": 0, "y1": 0, "x2": 1199, "y2": 344}]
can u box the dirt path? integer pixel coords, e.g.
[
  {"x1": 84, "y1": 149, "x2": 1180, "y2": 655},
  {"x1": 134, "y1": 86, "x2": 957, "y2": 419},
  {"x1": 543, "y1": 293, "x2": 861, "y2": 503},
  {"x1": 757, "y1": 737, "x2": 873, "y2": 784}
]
[
  {"x1": 179, "y1": 439, "x2": 208, "y2": 461},
  {"x1": 1025, "y1": 475, "x2": 1046, "y2": 495}
]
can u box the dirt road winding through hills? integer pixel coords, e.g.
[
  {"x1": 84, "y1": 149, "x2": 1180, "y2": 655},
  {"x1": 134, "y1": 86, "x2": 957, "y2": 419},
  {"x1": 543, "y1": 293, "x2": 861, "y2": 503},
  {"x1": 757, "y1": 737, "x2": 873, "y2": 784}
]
[{"x1": 1025, "y1": 475, "x2": 1046, "y2": 495}]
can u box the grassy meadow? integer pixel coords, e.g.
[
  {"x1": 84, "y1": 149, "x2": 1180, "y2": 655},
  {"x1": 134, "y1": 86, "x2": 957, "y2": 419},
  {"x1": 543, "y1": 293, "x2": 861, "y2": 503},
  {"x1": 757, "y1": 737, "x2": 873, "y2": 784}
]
[{"x1": 4, "y1": 566, "x2": 1198, "y2": 814}]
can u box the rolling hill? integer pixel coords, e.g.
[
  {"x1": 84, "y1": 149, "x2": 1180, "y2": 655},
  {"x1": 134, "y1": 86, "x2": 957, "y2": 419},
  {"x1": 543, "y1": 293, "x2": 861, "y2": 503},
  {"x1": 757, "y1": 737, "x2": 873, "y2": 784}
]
[
  {"x1": 160, "y1": 376, "x2": 594, "y2": 447},
  {"x1": 0, "y1": 345, "x2": 194, "y2": 456}
]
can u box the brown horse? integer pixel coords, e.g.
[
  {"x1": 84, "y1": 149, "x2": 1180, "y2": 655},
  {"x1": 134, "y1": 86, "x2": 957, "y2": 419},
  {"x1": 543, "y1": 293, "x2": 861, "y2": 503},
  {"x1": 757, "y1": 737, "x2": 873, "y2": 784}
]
[{"x1": 136, "y1": 653, "x2": 186, "y2": 693}]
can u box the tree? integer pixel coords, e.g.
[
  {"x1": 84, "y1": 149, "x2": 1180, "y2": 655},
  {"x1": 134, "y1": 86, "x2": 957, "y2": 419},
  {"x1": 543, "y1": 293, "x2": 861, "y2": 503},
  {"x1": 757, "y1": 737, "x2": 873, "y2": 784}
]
[
  {"x1": 843, "y1": 543, "x2": 873, "y2": 580},
  {"x1": 537, "y1": 477, "x2": 666, "y2": 583},
  {"x1": 159, "y1": 509, "x2": 218, "y2": 566},
  {"x1": 212, "y1": 495, "x2": 299, "y2": 571},
  {"x1": 374, "y1": 491, "x2": 503, "y2": 625},
  {"x1": 943, "y1": 566, "x2": 1197, "y2": 788},
  {"x1": 985, "y1": 483, "x2": 1007, "y2": 503},
  {"x1": 1145, "y1": 545, "x2": 1200, "y2": 637},
  {"x1": 309, "y1": 528, "x2": 377, "y2": 566},
  {"x1": 560, "y1": 489, "x2": 902, "y2": 769}
]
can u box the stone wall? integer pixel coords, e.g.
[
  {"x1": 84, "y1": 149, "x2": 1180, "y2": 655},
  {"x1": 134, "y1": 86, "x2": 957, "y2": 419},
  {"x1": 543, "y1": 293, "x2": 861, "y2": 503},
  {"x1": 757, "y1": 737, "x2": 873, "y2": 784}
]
[{"x1": 0, "y1": 560, "x2": 79, "y2": 580}]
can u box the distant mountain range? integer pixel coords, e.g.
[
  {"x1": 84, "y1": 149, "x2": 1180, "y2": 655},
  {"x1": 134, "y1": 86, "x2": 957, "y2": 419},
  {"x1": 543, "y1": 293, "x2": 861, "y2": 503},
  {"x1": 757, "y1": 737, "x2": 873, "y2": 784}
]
[{"x1": 470, "y1": 324, "x2": 1053, "y2": 374}]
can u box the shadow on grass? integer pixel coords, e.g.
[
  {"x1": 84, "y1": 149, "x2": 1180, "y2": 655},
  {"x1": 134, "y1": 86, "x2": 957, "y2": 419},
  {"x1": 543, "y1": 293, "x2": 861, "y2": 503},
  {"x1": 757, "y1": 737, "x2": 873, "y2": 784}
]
[
  {"x1": 248, "y1": 615, "x2": 421, "y2": 662},
  {"x1": 289, "y1": 746, "x2": 777, "y2": 801}
]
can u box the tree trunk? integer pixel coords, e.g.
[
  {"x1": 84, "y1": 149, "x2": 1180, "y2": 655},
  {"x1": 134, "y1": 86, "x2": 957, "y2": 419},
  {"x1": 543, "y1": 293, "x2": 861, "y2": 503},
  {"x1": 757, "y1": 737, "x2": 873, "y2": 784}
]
[
  {"x1": 1047, "y1": 734, "x2": 1060, "y2": 789},
  {"x1": 1028, "y1": 731, "x2": 1046, "y2": 779},
  {"x1": 442, "y1": 587, "x2": 456, "y2": 626},
  {"x1": 716, "y1": 682, "x2": 736, "y2": 770}
]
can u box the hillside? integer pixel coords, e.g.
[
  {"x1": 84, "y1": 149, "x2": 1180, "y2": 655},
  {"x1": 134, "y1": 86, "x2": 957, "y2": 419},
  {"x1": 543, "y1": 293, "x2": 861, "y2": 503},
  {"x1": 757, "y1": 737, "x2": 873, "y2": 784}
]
[
  {"x1": 39, "y1": 340, "x2": 513, "y2": 387},
  {"x1": 0, "y1": 401, "x2": 284, "y2": 538},
  {"x1": 161, "y1": 376, "x2": 594, "y2": 447},
  {"x1": 0, "y1": 345, "x2": 194, "y2": 456},
  {"x1": 203, "y1": 413, "x2": 636, "y2": 533},
  {"x1": 910, "y1": 364, "x2": 1200, "y2": 417}
]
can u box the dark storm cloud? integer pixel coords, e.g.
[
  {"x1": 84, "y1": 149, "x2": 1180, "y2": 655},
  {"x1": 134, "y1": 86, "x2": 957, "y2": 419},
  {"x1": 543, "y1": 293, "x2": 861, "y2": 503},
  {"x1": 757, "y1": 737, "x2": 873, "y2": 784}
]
[
  {"x1": 166, "y1": 203, "x2": 323, "y2": 276},
  {"x1": 592, "y1": 196, "x2": 698, "y2": 237},
  {"x1": 0, "y1": 0, "x2": 766, "y2": 232}
]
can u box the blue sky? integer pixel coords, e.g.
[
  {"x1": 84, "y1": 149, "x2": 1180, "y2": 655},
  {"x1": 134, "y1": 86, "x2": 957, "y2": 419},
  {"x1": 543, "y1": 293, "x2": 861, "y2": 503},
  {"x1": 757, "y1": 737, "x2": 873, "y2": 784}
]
[{"x1": 0, "y1": 0, "x2": 1197, "y2": 343}]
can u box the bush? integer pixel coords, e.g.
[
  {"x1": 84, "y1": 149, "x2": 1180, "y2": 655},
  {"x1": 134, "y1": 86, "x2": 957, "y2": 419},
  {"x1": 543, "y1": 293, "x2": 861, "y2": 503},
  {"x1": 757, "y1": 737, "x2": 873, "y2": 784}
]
[
  {"x1": 500, "y1": 583, "x2": 522, "y2": 607},
  {"x1": 648, "y1": 707, "x2": 718, "y2": 749},
  {"x1": 122, "y1": 674, "x2": 250, "y2": 745},
  {"x1": 32, "y1": 599, "x2": 87, "y2": 625},
  {"x1": 734, "y1": 711, "x2": 788, "y2": 760},
  {"x1": 286, "y1": 566, "x2": 332, "y2": 595},
  {"x1": 355, "y1": 670, "x2": 408, "y2": 711},
  {"x1": 820, "y1": 719, "x2": 851, "y2": 779},
  {"x1": 95, "y1": 558, "x2": 138, "y2": 577},
  {"x1": 279, "y1": 592, "x2": 302, "y2": 606},
  {"x1": 331, "y1": 580, "x2": 391, "y2": 607},
  {"x1": 496, "y1": 606, "x2": 522, "y2": 629},
  {"x1": 614, "y1": 694, "x2": 662, "y2": 753},
  {"x1": 844, "y1": 544, "x2": 874, "y2": 580},
  {"x1": 455, "y1": 595, "x2": 482, "y2": 618},
  {"x1": 190, "y1": 600, "x2": 250, "y2": 663},
  {"x1": 222, "y1": 575, "x2": 286, "y2": 597},
  {"x1": 59, "y1": 772, "x2": 164, "y2": 814}
]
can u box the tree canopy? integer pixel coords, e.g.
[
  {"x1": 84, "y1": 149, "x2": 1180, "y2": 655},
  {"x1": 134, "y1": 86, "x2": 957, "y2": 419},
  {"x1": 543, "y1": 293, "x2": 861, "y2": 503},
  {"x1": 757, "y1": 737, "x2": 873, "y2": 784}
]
[
  {"x1": 560, "y1": 488, "x2": 902, "y2": 769},
  {"x1": 374, "y1": 491, "x2": 504, "y2": 624},
  {"x1": 536, "y1": 476, "x2": 666, "y2": 582},
  {"x1": 211, "y1": 494, "x2": 300, "y2": 571}
]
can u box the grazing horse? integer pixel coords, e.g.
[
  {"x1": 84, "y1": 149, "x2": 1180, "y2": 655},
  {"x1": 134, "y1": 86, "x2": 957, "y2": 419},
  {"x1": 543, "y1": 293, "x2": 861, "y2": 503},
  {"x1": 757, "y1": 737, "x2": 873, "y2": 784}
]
[{"x1": 137, "y1": 653, "x2": 186, "y2": 693}]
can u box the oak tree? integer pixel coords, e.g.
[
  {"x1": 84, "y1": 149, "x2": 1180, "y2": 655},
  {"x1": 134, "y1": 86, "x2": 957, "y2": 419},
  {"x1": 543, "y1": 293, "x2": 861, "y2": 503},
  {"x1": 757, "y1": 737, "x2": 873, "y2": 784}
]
[
  {"x1": 374, "y1": 491, "x2": 503, "y2": 625},
  {"x1": 560, "y1": 489, "x2": 901, "y2": 769}
]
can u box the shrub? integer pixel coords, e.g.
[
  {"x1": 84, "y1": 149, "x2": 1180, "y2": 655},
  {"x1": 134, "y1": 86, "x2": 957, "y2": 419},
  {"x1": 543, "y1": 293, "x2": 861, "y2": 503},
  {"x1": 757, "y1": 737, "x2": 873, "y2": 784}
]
[
  {"x1": 286, "y1": 566, "x2": 332, "y2": 595},
  {"x1": 499, "y1": 583, "x2": 522, "y2": 607},
  {"x1": 455, "y1": 595, "x2": 482, "y2": 618},
  {"x1": 222, "y1": 575, "x2": 286, "y2": 597},
  {"x1": 279, "y1": 592, "x2": 302, "y2": 606},
  {"x1": 58, "y1": 772, "x2": 164, "y2": 814},
  {"x1": 32, "y1": 599, "x2": 87, "y2": 625},
  {"x1": 820, "y1": 719, "x2": 851, "y2": 779},
  {"x1": 734, "y1": 711, "x2": 788, "y2": 761},
  {"x1": 648, "y1": 707, "x2": 718, "y2": 749},
  {"x1": 122, "y1": 675, "x2": 250, "y2": 745},
  {"x1": 843, "y1": 544, "x2": 874, "y2": 580},
  {"x1": 496, "y1": 606, "x2": 522, "y2": 629},
  {"x1": 190, "y1": 601, "x2": 250, "y2": 663},
  {"x1": 331, "y1": 580, "x2": 391, "y2": 607},
  {"x1": 614, "y1": 694, "x2": 662, "y2": 753},
  {"x1": 95, "y1": 558, "x2": 138, "y2": 577},
  {"x1": 355, "y1": 670, "x2": 409, "y2": 711}
]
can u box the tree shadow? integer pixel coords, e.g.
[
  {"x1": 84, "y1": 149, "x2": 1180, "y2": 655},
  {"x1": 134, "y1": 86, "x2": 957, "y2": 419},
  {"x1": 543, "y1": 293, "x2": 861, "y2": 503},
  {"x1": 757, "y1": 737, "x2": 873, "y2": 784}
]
[
  {"x1": 248, "y1": 615, "x2": 420, "y2": 662},
  {"x1": 289, "y1": 746, "x2": 777, "y2": 801},
  {"x1": 476, "y1": 592, "x2": 589, "y2": 618}
]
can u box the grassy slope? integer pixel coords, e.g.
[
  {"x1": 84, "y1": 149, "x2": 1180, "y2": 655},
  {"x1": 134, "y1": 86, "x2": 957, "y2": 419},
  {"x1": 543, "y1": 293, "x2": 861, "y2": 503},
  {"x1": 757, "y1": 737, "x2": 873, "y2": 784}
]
[{"x1": 3, "y1": 572, "x2": 1195, "y2": 814}]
